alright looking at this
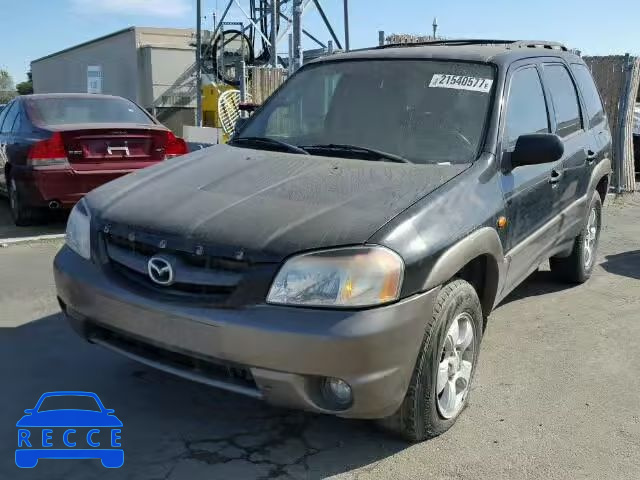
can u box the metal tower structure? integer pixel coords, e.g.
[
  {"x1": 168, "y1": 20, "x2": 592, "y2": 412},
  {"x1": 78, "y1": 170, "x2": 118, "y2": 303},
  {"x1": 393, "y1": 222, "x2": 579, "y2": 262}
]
[
  {"x1": 194, "y1": 0, "x2": 348, "y2": 125},
  {"x1": 199, "y1": 0, "x2": 347, "y2": 75}
]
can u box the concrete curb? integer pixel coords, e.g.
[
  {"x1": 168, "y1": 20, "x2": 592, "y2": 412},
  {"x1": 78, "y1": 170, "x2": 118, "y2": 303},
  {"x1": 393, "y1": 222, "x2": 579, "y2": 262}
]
[{"x1": 0, "y1": 234, "x2": 65, "y2": 247}]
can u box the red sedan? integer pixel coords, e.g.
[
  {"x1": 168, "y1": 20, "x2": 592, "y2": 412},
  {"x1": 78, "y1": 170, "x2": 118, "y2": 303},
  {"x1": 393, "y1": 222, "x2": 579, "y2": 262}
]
[{"x1": 0, "y1": 94, "x2": 188, "y2": 225}]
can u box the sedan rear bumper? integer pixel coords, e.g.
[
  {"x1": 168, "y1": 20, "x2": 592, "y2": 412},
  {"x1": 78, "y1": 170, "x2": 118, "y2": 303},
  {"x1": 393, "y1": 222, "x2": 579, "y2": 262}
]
[
  {"x1": 54, "y1": 246, "x2": 438, "y2": 419},
  {"x1": 13, "y1": 167, "x2": 136, "y2": 208}
]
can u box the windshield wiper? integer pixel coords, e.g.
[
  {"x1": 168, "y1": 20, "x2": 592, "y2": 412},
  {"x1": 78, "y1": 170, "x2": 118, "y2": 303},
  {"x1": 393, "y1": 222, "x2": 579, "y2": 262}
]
[
  {"x1": 229, "y1": 136, "x2": 309, "y2": 155},
  {"x1": 300, "y1": 144, "x2": 411, "y2": 164}
]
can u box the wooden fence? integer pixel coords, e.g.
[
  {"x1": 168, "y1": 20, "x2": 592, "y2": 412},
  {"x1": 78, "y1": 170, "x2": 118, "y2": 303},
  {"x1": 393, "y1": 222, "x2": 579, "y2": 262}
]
[
  {"x1": 584, "y1": 55, "x2": 639, "y2": 192},
  {"x1": 248, "y1": 67, "x2": 287, "y2": 105}
]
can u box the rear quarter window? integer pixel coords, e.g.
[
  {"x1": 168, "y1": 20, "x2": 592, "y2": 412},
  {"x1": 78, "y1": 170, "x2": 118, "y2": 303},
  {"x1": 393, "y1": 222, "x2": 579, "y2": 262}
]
[
  {"x1": 0, "y1": 102, "x2": 19, "y2": 134},
  {"x1": 542, "y1": 64, "x2": 583, "y2": 137},
  {"x1": 571, "y1": 63, "x2": 605, "y2": 128}
]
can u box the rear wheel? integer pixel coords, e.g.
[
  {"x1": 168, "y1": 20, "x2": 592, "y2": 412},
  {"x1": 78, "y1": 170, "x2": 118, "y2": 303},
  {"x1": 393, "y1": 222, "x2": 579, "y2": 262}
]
[
  {"x1": 550, "y1": 191, "x2": 602, "y2": 283},
  {"x1": 379, "y1": 279, "x2": 483, "y2": 442},
  {"x1": 8, "y1": 176, "x2": 40, "y2": 226}
]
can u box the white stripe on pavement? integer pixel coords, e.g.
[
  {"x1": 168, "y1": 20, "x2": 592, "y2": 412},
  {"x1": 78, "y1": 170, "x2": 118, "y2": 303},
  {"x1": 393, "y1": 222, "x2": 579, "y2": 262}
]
[{"x1": 0, "y1": 234, "x2": 65, "y2": 246}]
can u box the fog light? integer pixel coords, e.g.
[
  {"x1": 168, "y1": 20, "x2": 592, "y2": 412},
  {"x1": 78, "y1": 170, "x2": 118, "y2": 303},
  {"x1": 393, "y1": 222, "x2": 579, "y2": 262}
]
[{"x1": 322, "y1": 377, "x2": 353, "y2": 407}]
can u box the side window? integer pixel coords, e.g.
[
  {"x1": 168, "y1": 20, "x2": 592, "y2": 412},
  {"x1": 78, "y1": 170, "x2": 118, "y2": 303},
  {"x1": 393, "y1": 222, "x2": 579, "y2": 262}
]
[
  {"x1": 0, "y1": 102, "x2": 14, "y2": 133},
  {"x1": 571, "y1": 63, "x2": 605, "y2": 128},
  {"x1": 504, "y1": 67, "x2": 550, "y2": 149},
  {"x1": 543, "y1": 64, "x2": 582, "y2": 137},
  {"x1": 11, "y1": 108, "x2": 23, "y2": 133},
  {"x1": 1, "y1": 103, "x2": 19, "y2": 134}
]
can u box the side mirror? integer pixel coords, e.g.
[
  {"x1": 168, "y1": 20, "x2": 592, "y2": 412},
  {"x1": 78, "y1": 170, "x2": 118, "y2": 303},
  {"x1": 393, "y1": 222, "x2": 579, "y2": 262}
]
[{"x1": 510, "y1": 133, "x2": 564, "y2": 169}]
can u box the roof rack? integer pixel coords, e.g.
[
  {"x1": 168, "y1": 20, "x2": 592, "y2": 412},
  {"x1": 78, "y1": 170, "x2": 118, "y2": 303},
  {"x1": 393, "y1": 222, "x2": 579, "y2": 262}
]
[
  {"x1": 376, "y1": 39, "x2": 568, "y2": 52},
  {"x1": 511, "y1": 40, "x2": 568, "y2": 51}
]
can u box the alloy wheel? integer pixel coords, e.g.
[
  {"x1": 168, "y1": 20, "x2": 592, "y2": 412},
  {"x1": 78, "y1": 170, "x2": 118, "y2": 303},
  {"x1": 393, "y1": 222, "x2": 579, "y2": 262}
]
[
  {"x1": 583, "y1": 207, "x2": 599, "y2": 269},
  {"x1": 436, "y1": 312, "x2": 476, "y2": 419}
]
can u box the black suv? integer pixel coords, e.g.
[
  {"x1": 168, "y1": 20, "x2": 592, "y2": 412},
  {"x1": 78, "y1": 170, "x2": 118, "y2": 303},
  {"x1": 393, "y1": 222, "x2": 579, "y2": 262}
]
[{"x1": 54, "y1": 40, "x2": 611, "y2": 441}]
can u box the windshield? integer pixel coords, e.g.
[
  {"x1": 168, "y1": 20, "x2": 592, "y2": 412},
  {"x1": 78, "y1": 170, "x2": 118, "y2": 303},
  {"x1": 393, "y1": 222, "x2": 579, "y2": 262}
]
[
  {"x1": 25, "y1": 96, "x2": 155, "y2": 127},
  {"x1": 37, "y1": 395, "x2": 101, "y2": 412},
  {"x1": 239, "y1": 59, "x2": 495, "y2": 164}
]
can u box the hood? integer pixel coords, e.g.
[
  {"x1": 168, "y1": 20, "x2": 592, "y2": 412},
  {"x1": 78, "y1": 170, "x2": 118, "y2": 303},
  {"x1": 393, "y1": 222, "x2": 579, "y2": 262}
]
[{"x1": 87, "y1": 144, "x2": 467, "y2": 260}]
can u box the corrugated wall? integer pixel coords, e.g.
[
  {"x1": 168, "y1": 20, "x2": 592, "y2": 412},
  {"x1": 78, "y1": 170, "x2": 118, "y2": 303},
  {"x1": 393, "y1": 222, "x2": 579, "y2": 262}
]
[{"x1": 32, "y1": 29, "x2": 139, "y2": 101}]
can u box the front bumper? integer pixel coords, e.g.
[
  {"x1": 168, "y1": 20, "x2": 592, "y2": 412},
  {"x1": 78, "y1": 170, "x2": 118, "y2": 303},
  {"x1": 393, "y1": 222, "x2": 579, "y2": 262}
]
[{"x1": 54, "y1": 247, "x2": 438, "y2": 419}]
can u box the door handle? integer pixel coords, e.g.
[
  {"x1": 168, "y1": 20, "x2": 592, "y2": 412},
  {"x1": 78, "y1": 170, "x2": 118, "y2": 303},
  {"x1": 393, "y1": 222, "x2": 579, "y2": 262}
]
[
  {"x1": 586, "y1": 150, "x2": 597, "y2": 165},
  {"x1": 549, "y1": 169, "x2": 563, "y2": 185}
]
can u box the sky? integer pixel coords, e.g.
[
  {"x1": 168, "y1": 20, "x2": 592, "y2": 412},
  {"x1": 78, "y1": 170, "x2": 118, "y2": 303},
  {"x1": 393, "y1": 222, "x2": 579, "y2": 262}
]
[{"x1": 2, "y1": 0, "x2": 639, "y2": 84}]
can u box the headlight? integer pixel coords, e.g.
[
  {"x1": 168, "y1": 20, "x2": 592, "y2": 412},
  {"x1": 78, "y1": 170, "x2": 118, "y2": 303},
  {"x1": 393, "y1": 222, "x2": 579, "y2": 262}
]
[
  {"x1": 267, "y1": 246, "x2": 404, "y2": 308},
  {"x1": 65, "y1": 199, "x2": 91, "y2": 260}
]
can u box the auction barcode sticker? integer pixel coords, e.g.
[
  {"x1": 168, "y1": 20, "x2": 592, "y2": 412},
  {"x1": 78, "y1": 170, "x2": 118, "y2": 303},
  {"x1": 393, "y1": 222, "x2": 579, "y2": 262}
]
[{"x1": 429, "y1": 74, "x2": 493, "y2": 93}]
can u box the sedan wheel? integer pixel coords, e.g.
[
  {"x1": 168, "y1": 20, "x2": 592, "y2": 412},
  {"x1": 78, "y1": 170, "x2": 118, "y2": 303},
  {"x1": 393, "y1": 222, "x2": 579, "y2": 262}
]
[
  {"x1": 8, "y1": 177, "x2": 39, "y2": 226},
  {"x1": 9, "y1": 179, "x2": 18, "y2": 214}
]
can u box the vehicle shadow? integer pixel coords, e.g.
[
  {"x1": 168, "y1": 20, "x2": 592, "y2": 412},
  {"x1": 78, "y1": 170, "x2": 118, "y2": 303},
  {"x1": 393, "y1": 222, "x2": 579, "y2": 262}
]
[
  {"x1": 499, "y1": 269, "x2": 575, "y2": 305},
  {"x1": 600, "y1": 250, "x2": 640, "y2": 280},
  {"x1": 0, "y1": 199, "x2": 66, "y2": 240},
  {"x1": 0, "y1": 314, "x2": 407, "y2": 480}
]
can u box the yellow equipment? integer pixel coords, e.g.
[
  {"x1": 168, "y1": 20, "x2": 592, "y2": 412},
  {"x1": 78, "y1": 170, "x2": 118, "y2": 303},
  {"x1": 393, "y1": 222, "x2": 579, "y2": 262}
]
[{"x1": 202, "y1": 84, "x2": 235, "y2": 142}]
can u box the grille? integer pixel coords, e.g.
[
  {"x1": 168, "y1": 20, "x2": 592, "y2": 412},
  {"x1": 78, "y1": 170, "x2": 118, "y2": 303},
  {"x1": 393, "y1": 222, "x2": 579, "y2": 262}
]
[{"x1": 103, "y1": 232, "x2": 250, "y2": 303}]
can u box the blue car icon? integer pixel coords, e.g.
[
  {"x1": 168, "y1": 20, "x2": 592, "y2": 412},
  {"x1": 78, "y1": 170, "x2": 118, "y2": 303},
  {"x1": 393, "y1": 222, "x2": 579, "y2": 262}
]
[{"x1": 16, "y1": 391, "x2": 123, "y2": 468}]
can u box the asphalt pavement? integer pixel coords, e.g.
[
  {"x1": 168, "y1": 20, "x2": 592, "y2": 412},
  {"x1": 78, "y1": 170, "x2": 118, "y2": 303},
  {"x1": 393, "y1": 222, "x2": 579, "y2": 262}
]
[
  {"x1": 0, "y1": 199, "x2": 66, "y2": 241},
  {"x1": 0, "y1": 196, "x2": 639, "y2": 479}
]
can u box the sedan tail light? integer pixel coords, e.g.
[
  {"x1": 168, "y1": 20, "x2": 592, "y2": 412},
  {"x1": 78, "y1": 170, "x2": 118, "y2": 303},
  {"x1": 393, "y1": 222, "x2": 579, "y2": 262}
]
[
  {"x1": 165, "y1": 131, "x2": 188, "y2": 159},
  {"x1": 27, "y1": 132, "x2": 71, "y2": 170}
]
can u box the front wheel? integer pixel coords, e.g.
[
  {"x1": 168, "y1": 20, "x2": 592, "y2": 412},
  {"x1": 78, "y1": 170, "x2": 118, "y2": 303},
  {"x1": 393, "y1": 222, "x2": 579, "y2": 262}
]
[
  {"x1": 379, "y1": 279, "x2": 483, "y2": 442},
  {"x1": 550, "y1": 191, "x2": 602, "y2": 284}
]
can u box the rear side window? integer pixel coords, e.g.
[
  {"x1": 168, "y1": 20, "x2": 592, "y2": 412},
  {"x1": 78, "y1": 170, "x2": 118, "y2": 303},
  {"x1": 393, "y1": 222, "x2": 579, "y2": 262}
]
[
  {"x1": 543, "y1": 64, "x2": 582, "y2": 137},
  {"x1": 504, "y1": 67, "x2": 549, "y2": 149},
  {"x1": 0, "y1": 102, "x2": 18, "y2": 134},
  {"x1": 25, "y1": 96, "x2": 154, "y2": 127},
  {"x1": 11, "y1": 110, "x2": 22, "y2": 133},
  {"x1": 571, "y1": 64, "x2": 605, "y2": 128},
  {"x1": 0, "y1": 104, "x2": 9, "y2": 131}
]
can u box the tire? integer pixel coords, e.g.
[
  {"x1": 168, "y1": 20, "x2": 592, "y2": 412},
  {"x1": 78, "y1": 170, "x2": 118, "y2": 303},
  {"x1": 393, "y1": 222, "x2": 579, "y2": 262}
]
[
  {"x1": 7, "y1": 175, "x2": 40, "y2": 226},
  {"x1": 550, "y1": 191, "x2": 602, "y2": 284},
  {"x1": 379, "y1": 279, "x2": 483, "y2": 442}
]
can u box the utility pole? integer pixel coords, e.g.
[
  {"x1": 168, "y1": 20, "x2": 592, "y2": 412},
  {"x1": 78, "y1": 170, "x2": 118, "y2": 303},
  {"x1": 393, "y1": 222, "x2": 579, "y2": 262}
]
[
  {"x1": 292, "y1": 0, "x2": 303, "y2": 71},
  {"x1": 343, "y1": 0, "x2": 350, "y2": 51},
  {"x1": 432, "y1": 17, "x2": 438, "y2": 39},
  {"x1": 288, "y1": 33, "x2": 294, "y2": 75},
  {"x1": 270, "y1": 0, "x2": 279, "y2": 67},
  {"x1": 195, "y1": 0, "x2": 203, "y2": 126}
]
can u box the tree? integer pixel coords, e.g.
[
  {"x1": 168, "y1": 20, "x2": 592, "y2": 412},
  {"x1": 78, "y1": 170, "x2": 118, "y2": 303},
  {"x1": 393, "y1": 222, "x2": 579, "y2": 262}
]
[
  {"x1": 0, "y1": 69, "x2": 17, "y2": 103},
  {"x1": 16, "y1": 71, "x2": 33, "y2": 95}
]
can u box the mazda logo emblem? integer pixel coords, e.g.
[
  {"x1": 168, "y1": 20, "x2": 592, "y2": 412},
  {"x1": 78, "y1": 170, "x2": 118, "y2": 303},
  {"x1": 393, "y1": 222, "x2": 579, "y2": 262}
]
[{"x1": 147, "y1": 256, "x2": 175, "y2": 286}]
